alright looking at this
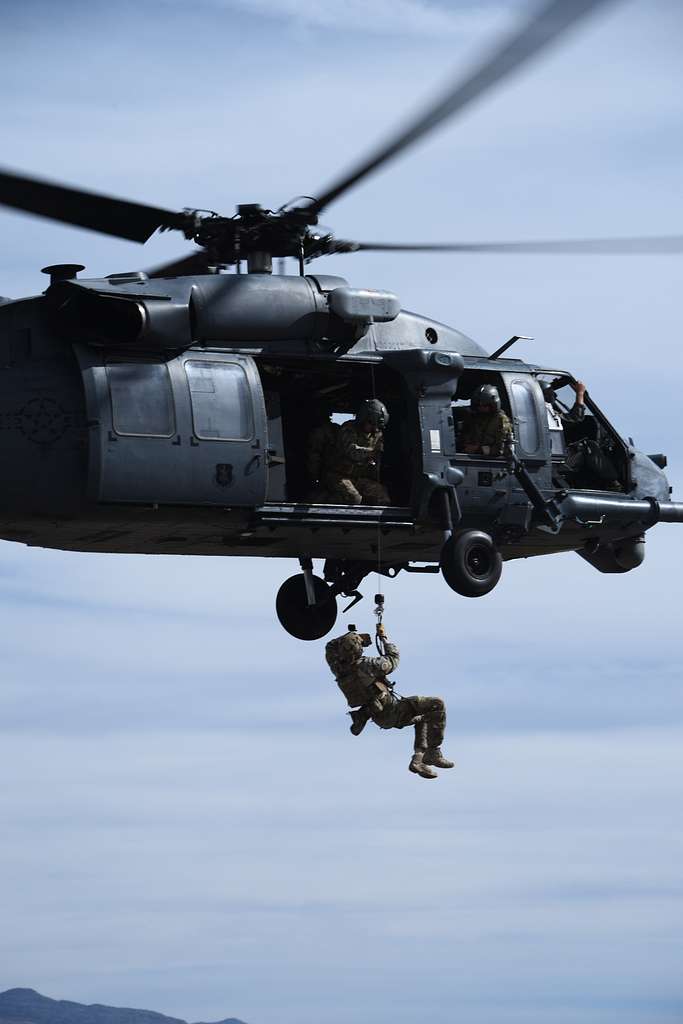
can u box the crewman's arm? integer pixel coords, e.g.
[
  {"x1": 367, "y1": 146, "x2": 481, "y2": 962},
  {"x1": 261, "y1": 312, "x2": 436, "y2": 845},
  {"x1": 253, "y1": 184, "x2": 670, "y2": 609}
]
[
  {"x1": 338, "y1": 425, "x2": 374, "y2": 464},
  {"x1": 564, "y1": 380, "x2": 587, "y2": 422},
  {"x1": 486, "y1": 412, "x2": 511, "y2": 456},
  {"x1": 456, "y1": 409, "x2": 478, "y2": 453}
]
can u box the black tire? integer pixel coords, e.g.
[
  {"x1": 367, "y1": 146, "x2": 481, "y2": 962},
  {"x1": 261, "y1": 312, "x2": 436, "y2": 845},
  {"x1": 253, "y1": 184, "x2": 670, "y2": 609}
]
[
  {"x1": 276, "y1": 573, "x2": 338, "y2": 640},
  {"x1": 441, "y1": 530, "x2": 502, "y2": 598}
]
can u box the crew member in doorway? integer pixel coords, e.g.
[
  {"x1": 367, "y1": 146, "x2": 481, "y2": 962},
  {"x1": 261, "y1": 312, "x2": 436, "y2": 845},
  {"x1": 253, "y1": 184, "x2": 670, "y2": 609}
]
[
  {"x1": 325, "y1": 624, "x2": 454, "y2": 780},
  {"x1": 305, "y1": 403, "x2": 339, "y2": 500},
  {"x1": 325, "y1": 399, "x2": 391, "y2": 505},
  {"x1": 457, "y1": 385, "x2": 513, "y2": 457}
]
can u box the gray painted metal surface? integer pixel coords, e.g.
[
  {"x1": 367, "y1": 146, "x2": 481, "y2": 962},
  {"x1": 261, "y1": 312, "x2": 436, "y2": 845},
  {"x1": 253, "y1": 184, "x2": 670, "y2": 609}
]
[{"x1": 0, "y1": 270, "x2": 681, "y2": 633}]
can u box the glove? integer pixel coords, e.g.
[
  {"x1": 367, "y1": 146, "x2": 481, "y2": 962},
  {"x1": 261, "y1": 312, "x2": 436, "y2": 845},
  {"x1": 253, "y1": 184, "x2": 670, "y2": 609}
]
[{"x1": 376, "y1": 623, "x2": 386, "y2": 638}]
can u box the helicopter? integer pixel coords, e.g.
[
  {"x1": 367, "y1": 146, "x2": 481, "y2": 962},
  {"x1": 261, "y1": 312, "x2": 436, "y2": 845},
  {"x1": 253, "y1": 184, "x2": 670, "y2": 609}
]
[{"x1": 0, "y1": 0, "x2": 682, "y2": 642}]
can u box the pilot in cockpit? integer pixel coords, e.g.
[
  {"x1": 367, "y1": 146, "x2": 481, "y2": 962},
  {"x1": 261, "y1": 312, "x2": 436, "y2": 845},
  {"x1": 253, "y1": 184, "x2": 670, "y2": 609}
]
[{"x1": 541, "y1": 378, "x2": 587, "y2": 430}]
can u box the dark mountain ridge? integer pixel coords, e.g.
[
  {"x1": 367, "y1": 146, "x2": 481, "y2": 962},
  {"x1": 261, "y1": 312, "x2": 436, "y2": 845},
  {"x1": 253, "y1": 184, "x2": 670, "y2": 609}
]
[{"x1": 0, "y1": 989, "x2": 246, "y2": 1024}]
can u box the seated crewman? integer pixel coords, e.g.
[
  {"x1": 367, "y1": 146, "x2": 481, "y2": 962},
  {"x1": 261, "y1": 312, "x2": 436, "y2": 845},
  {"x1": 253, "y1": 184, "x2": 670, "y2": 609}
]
[
  {"x1": 456, "y1": 385, "x2": 513, "y2": 457},
  {"x1": 324, "y1": 399, "x2": 391, "y2": 506},
  {"x1": 305, "y1": 404, "x2": 339, "y2": 500}
]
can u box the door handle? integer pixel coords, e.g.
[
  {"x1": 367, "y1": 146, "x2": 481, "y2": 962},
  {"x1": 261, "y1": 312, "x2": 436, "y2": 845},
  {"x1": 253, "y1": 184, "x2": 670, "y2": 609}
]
[{"x1": 266, "y1": 448, "x2": 285, "y2": 466}]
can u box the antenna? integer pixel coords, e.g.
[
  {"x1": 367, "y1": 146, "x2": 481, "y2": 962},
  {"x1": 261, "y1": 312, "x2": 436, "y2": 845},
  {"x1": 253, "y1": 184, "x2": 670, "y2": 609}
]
[{"x1": 489, "y1": 335, "x2": 533, "y2": 359}]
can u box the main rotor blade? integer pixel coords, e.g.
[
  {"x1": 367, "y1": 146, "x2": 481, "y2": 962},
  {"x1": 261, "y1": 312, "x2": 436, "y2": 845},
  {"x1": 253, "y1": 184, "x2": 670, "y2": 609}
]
[
  {"x1": 352, "y1": 236, "x2": 683, "y2": 254},
  {"x1": 0, "y1": 167, "x2": 187, "y2": 243},
  {"x1": 144, "y1": 250, "x2": 212, "y2": 278},
  {"x1": 311, "y1": 0, "x2": 614, "y2": 214}
]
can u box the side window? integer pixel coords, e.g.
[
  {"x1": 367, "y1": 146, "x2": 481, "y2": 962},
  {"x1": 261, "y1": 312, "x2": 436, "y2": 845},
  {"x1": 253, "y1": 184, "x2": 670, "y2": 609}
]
[
  {"x1": 107, "y1": 362, "x2": 175, "y2": 437},
  {"x1": 185, "y1": 360, "x2": 254, "y2": 440},
  {"x1": 509, "y1": 379, "x2": 541, "y2": 455},
  {"x1": 452, "y1": 373, "x2": 509, "y2": 457}
]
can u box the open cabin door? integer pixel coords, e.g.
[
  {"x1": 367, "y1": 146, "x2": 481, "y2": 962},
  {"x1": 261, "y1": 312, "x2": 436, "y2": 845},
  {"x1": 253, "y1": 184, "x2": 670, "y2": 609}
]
[{"x1": 77, "y1": 347, "x2": 268, "y2": 506}]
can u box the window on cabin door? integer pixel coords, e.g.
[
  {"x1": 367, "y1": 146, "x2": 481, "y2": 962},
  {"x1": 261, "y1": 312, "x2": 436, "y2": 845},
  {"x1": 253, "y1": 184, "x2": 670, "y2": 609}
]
[
  {"x1": 107, "y1": 362, "x2": 175, "y2": 438},
  {"x1": 185, "y1": 360, "x2": 254, "y2": 440}
]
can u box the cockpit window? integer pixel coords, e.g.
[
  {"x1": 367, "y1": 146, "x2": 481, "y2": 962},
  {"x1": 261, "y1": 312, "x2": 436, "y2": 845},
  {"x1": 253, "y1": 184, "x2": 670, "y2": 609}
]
[{"x1": 535, "y1": 373, "x2": 628, "y2": 492}]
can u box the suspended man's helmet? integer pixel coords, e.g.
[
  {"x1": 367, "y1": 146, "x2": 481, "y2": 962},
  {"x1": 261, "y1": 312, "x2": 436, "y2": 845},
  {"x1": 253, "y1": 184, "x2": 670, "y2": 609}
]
[
  {"x1": 356, "y1": 399, "x2": 389, "y2": 429},
  {"x1": 471, "y1": 384, "x2": 501, "y2": 413},
  {"x1": 325, "y1": 631, "x2": 364, "y2": 672}
]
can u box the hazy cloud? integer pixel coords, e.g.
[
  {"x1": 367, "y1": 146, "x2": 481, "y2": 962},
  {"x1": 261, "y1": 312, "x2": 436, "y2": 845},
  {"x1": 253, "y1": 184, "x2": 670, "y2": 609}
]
[
  {"x1": 1, "y1": 2, "x2": 683, "y2": 1023},
  {"x1": 175, "y1": 0, "x2": 512, "y2": 38}
]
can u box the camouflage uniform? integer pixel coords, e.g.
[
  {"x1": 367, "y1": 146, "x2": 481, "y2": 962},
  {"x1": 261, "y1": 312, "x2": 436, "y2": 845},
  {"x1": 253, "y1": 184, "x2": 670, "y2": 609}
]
[
  {"x1": 325, "y1": 630, "x2": 451, "y2": 778},
  {"x1": 324, "y1": 420, "x2": 390, "y2": 506},
  {"x1": 306, "y1": 420, "x2": 340, "y2": 499},
  {"x1": 456, "y1": 408, "x2": 513, "y2": 456}
]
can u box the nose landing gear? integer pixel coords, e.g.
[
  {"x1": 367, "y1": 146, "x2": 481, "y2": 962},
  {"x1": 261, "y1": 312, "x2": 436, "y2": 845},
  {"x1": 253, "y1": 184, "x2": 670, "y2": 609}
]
[{"x1": 440, "y1": 530, "x2": 502, "y2": 597}]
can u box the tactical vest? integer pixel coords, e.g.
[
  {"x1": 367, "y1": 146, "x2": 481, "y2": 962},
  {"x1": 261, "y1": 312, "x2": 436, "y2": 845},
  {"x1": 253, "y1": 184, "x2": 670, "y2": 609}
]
[
  {"x1": 335, "y1": 670, "x2": 391, "y2": 709},
  {"x1": 459, "y1": 410, "x2": 511, "y2": 450},
  {"x1": 328, "y1": 645, "x2": 394, "y2": 709},
  {"x1": 333, "y1": 422, "x2": 383, "y2": 480}
]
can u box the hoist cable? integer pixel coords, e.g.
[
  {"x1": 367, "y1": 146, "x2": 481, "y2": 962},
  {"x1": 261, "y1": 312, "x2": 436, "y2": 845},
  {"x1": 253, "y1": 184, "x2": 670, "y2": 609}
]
[
  {"x1": 369, "y1": 362, "x2": 383, "y2": 587},
  {"x1": 369, "y1": 362, "x2": 387, "y2": 657}
]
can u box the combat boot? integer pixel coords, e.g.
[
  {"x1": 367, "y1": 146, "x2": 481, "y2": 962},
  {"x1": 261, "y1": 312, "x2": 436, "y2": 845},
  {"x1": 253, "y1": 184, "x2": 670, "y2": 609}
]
[
  {"x1": 423, "y1": 747, "x2": 455, "y2": 769},
  {"x1": 349, "y1": 708, "x2": 370, "y2": 736},
  {"x1": 409, "y1": 751, "x2": 438, "y2": 780}
]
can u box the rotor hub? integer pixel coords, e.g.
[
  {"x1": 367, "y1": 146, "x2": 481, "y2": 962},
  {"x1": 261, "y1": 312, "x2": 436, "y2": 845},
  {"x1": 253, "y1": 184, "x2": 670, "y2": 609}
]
[{"x1": 183, "y1": 202, "x2": 354, "y2": 268}]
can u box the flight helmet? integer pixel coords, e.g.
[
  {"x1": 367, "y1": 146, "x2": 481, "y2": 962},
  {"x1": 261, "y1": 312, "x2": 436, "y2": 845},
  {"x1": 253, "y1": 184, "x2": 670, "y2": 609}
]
[
  {"x1": 471, "y1": 384, "x2": 501, "y2": 413},
  {"x1": 356, "y1": 399, "x2": 389, "y2": 429}
]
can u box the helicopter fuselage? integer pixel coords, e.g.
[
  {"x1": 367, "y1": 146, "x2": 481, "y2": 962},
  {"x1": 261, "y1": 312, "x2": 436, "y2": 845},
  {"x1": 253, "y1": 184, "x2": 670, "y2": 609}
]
[{"x1": 0, "y1": 269, "x2": 678, "y2": 590}]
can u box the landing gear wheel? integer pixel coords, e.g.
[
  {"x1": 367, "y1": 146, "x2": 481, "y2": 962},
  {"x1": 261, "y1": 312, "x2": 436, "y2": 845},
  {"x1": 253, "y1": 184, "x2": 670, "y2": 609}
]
[
  {"x1": 440, "y1": 530, "x2": 502, "y2": 598},
  {"x1": 276, "y1": 573, "x2": 338, "y2": 640}
]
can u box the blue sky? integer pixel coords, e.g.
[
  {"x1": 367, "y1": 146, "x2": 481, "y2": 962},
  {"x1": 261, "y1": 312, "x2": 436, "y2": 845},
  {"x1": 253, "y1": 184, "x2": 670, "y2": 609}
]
[{"x1": 1, "y1": 2, "x2": 682, "y2": 1022}]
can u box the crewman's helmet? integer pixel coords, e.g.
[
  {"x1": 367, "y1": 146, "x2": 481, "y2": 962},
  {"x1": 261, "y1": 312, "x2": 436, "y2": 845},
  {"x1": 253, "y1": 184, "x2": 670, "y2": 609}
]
[
  {"x1": 471, "y1": 384, "x2": 501, "y2": 413},
  {"x1": 539, "y1": 381, "x2": 555, "y2": 402},
  {"x1": 356, "y1": 399, "x2": 389, "y2": 430}
]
